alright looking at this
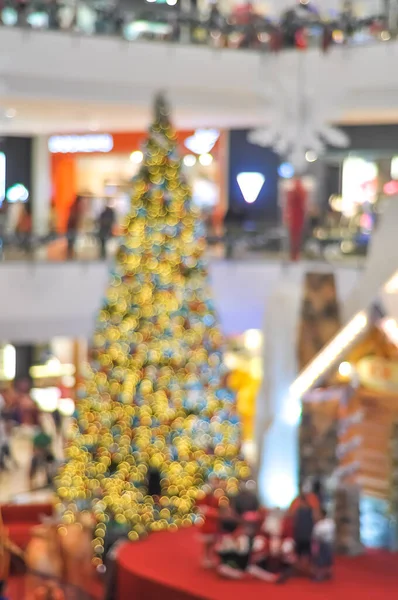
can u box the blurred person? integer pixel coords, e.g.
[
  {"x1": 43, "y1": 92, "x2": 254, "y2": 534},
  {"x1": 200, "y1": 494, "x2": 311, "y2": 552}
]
[
  {"x1": 16, "y1": 203, "x2": 32, "y2": 255},
  {"x1": 0, "y1": 200, "x2": 8, "y2": 256},
  {"x1": 312, "y1": 508, "x2": 335, "y2": 581},
  {"x1": 232, "y1": 479, "x2": 259, "y2": 517},
  {"x1": 47, "y1": 0, "x2": 60, "y2": 29},
  {"x1": 66, "y1": 195, "x2": 83, "y2": 260},
  {"x1": 248, "y1": 510, "x2": 296, "y2": 583},
  {"x1": 197, "y1": 476, "x2": 221, "y2": 568},
  {"x1": 15, "y1": 378, "x2": 39, "y2": 427},
  {"x1": 98, "y1": 203, "x2": 115, "y2": 260},
  {"x1": 0, "y1": 415, "x2": 11, "y2": 471},
  {"x1": 216, "y1": 511, "x2": 261, "y2": 579},
  {"x1": 289, "y1": 481, "x2": 320, "y2": 574},
  {"x1": 29, "y1": 425, "x2": 54, "y2": 489}
]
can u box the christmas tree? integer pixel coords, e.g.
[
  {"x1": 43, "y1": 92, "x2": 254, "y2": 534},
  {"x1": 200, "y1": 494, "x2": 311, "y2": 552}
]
[{"x1": 56, "y1": 96, "x2": 248, "y2": 562}]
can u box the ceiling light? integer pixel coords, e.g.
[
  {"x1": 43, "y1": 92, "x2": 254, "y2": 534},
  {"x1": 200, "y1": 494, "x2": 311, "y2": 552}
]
[
  {"x1": 199, "y1": 153, "x2": 213, "y2": 166},
  {"x1": 305, "y1": 150, "x2": 318, "y2": 163},
  {"x1": 5, "y1": 108, "x2": 16, "y2": 119},
  {"x1": 130, "y1": 150, "x2": 143, "y2": 164},
  {"x1": 184, "y1": 129, "x2": 220, "y2": 155},
  {"x1": 278, "y1": 162, "x2": 295, "y2": 179},
  {"x1": 236, "y1": 172, "x2": 265, "y2": 204},
  {"x1": 183, "y1": 154, "x2": 196, "y2": 167},
  {"x1": 166, "y1": 0, "x2": 178, "y2": 5},
  {"x1": 338, "y1": 361, "x2": 352, "y2": 378}
]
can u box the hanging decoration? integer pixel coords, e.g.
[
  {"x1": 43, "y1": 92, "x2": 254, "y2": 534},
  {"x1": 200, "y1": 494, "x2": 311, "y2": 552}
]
[{"x1": 248, "y1": 64, "x2": 350, "y2": 173}]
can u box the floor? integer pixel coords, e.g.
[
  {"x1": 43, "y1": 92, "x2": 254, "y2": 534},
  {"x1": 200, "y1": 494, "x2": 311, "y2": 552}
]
[{"x1": 118, "y1": 528, "x2": 398, "y2": 600}]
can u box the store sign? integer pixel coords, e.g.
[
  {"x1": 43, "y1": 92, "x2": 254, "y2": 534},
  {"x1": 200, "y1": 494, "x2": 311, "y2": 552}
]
[
  {"x1": 48, "y1": 134, "x2": 114, "y2": 154},
  {"x1": 357, "y1": 356, "x2": 398, "y2": 393}
]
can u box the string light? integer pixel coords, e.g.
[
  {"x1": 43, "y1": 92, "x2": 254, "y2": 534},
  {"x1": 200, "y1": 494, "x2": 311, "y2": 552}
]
[{"x1": 56, "y1": 96, "x2": 246, "y2": 561}]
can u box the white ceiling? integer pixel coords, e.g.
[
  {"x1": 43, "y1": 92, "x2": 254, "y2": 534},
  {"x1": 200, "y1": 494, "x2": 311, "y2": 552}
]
[{"x1": 0, "y1": 97, "x2": 397, "y2": 137}]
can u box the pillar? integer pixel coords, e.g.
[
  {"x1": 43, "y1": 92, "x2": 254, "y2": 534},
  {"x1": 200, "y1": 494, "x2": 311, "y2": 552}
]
[
  {"x1": 31, "y1": 135, "x2": 51, "y2": 236},
  {"x1": 255, "y1": 274, "x2": 303, "y2": 508},
  {"x1": 14, "y1": 344, "x2": 35, "y2": 382}
]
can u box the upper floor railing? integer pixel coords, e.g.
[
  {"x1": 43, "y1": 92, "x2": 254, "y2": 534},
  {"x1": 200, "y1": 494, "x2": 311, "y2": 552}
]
[
  {"x1": 0, "y1": 223, "x2": 368, "y2": 267},
  {"x1": 0, "y1": 0, "x2": 395, "y2": 53}
]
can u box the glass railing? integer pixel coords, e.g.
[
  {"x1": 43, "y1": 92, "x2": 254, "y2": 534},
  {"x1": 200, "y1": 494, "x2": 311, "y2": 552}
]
[
  {"x1": 0, "y1": 225, "x2": 368, "y2": 266},
  {"x1": 0, "y1": 0, "x2": 392, "y2": 52}
]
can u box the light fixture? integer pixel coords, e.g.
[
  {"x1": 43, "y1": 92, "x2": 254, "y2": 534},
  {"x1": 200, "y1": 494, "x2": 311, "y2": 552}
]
[
  {"x1": 31, "y1": 387, "x2": 61, "y2": 412},
  {"x1": 383, "y1": 181, "x2": 398, "y2": 196},
  {"x1": 379, "y1": 317, "x2": 398, "y2": 348},
  {"x1": 236, "y1": 172, "x2": 265, "y2": 204},
  {"x1": 30, "y1": 360, "x2": 76, "y2": 379},
  {"x1": 332, "y1": 29, "x2": 344, "y2": 43},
  {"x1": 130, "y1": 150, "x2": 143, "y2": 164},
  {"x1": 338, "y1": 361, "x2": 353, "y2": 378},
  {"x1": 183, "y1": 154, "x2": 196, "y2": 167},
  {"x1": 6, "y1": 183, "x2": 29, "y2": 203},
  {"x1": 243, "y1": 329, "x2": 262, "y2": 352},
  {"x1": 278, "y1": 162, "x2": 295, "y2": 179},
  {"x1": 48, "y1": 134, "x2": 113, "y2": 154},
  {"x1": 199, "y1": 153, "x2": 213, "y2": 166},
  {"x1": 289, "y1": 311, "x2": 368, "y2": 403},
  {"x1": 305, "y1": 150, "x2": 318, "y2": 163},
  {"x1": 58, "y1": 398, "x2": 75, "y2": 417},
  {"x1": 385, "y1": 271, "x2": 398, "y2": 294},
  {"x1": 166, "y1": 0, "x2": 178, "y2": 5},
  {"x1": 391, "y1": 156, "x2": 398, "y2": 180},
  {"x1": 381, "y1": 30, "x2": 391, "y2": 41},
  {"x1": 2, "y1": 344, "x2": 16, "y2": 381},
  {"x1": 184, "y1": 129, "x2": 219, "y2": 155},
  {"x1": 5, "y1": 108, "x2": 16, "y2": 119}
]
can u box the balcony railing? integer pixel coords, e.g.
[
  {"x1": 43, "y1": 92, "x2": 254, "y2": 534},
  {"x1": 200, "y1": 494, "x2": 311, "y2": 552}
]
[
  {"x1": 0, "y1": 0, "x2": 394, "y2": 53},
  {"x1": 0, "y1": 225, "x2": 368, "y2": 266}
]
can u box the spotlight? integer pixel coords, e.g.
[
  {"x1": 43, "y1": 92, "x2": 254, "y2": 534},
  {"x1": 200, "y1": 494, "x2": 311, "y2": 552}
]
[
  {"x1": 130, "y1": 150, "x2": 143, "y2": 164},
  {"x1": 199, "y1": 153, "x2": 213, "y2": 166}
]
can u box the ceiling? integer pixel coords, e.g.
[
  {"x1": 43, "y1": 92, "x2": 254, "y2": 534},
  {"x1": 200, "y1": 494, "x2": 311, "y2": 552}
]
[{"x1": 1, "y1": 97, "x2": 398, "y2": 137}]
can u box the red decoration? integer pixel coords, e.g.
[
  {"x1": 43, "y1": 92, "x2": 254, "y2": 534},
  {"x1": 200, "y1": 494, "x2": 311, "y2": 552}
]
[
  {"x1": 285, "y1": 178, "x2": 307, "y2": 262},
  {"x1": 295, "y1": 27, "x2": 308, "y2": 50}
]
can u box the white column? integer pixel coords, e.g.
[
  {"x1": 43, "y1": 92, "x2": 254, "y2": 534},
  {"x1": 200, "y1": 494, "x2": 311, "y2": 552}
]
[
  {"x1": 31, "y1": 135, "x2": 51, "y2": 236},
  {"x1": 255, "y1": 273, "x2": 303, "y2": 509}
]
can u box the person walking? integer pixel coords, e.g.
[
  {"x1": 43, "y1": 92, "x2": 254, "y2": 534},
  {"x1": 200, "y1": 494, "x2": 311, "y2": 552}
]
[
  {"x1": 98, "y1": 203, "x2": 115, "y2": 260},
  {"x1": 66, "y1": 196, "x2": 83, "y2": 260}
]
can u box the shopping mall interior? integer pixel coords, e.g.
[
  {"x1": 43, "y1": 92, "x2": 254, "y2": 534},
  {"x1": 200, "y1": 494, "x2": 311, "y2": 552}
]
[{"x1": 2, "y1": 0, "x2": 398, "y2": 598}]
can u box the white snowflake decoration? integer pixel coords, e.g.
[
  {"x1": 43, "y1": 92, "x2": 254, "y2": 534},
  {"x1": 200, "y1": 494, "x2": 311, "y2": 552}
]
[{"x1": 248, "y1": 68, "x2": 350, "y2": 173}]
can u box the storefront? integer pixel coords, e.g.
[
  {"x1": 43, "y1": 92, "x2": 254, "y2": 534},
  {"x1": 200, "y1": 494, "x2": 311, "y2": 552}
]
[
  {"x1": 50, "y1": 129, "x2": 226, "y2": 235},
  {"x1": 316, "y1": 124, "x2": 398, "y2": 255}
]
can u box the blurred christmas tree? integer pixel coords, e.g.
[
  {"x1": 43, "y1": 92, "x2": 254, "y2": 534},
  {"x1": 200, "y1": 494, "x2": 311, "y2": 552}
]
[{"x1": 56, "y1": 95, "x2": 248, "y2": 561}]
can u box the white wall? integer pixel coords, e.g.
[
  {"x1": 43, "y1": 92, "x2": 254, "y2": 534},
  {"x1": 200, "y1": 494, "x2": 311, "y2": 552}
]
[
  {"x1": 1, "y1": 28, "x2": 398, "y2": 133},
  {"x1": 0, "y1": 259, "x2": 361, "y2": 343}
]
